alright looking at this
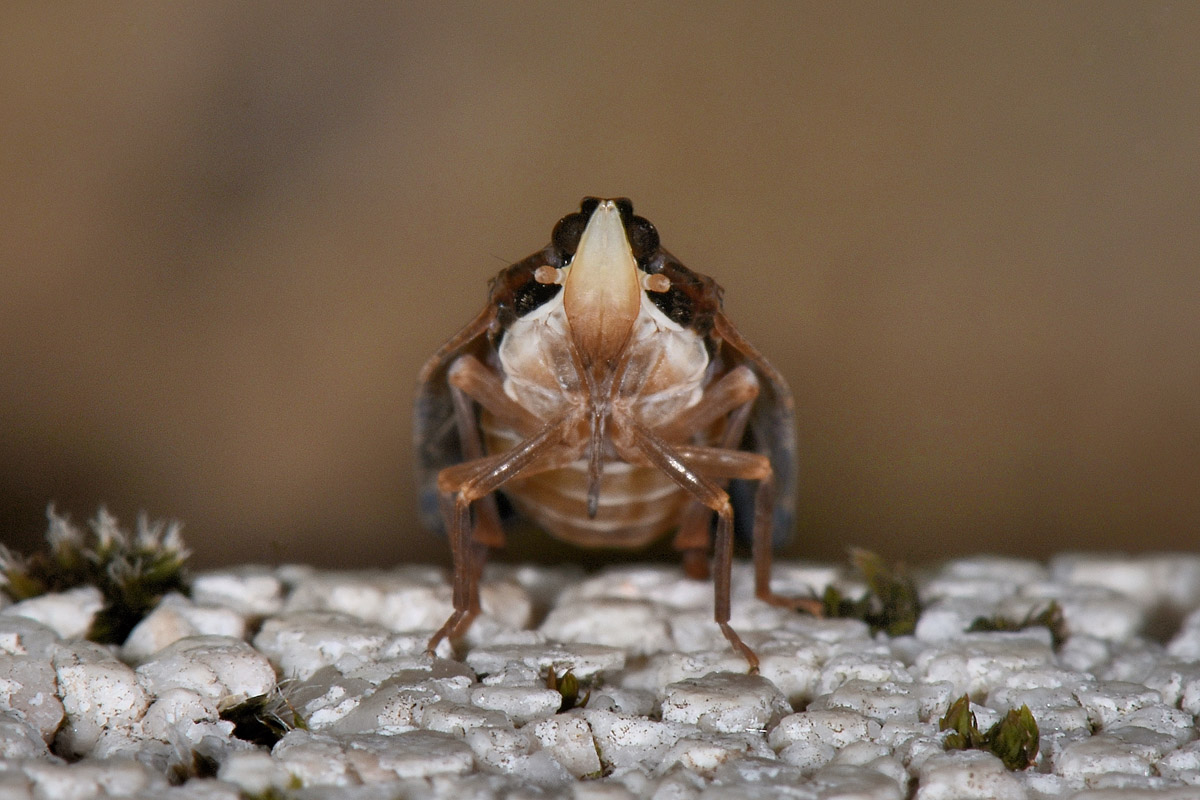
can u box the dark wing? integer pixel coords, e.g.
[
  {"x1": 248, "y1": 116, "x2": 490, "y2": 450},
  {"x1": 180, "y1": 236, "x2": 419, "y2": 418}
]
[
  {"x1": 713, "y1": 311, "x2": 798, "y2": 550},
  {"x1": 412, "y1": 304, "x2": 496, "y2": 535}
]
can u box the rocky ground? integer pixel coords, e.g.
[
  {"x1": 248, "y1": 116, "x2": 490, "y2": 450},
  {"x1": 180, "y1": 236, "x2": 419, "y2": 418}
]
[{"x1": 4, "y1": 553, "x2": 1200, "y2": 799}]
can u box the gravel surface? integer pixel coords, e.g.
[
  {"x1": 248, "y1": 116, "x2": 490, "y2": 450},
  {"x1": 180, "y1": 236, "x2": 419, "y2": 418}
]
[{"x1": 3, "y1": 554, "x2": 1200, "y2": 798}]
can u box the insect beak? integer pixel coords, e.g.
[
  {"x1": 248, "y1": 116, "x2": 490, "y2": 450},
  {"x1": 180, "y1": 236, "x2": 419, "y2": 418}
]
[{"x1": 562, "y1": 199, "x2": 641, "y2": 367}]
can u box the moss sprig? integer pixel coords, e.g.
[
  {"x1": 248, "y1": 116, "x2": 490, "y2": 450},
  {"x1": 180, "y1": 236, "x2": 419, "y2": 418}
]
[
  {"x1": 822, "y1": 548, "x2": 922, "y2": 636},
  {"x1": 967, "y1": 601, "x2": 1067, "y2": 649},
  {"x1": 0, "y1": 505, "x2": 190, "y2": 644},
  {"x1": 940, "y1": 694, "x2": 1039, "y2": 770}
]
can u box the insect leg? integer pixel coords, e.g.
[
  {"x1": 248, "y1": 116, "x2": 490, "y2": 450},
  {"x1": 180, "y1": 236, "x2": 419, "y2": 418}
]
[
  {"x1": 426, "y1": 413, "x2": 575, "y2": 656},
  {"x1": 671, "y1": 445, "x2": 823, "y2": 616},
  {"x1": 447, "y1": 354, "x2": 542, "y2": 547},
  {"x1": 659, "y1": 366, "x2": 760, "y2": 577},
  {"x1": 618, "y1": 422, "x2": 760, "y2": 673}
]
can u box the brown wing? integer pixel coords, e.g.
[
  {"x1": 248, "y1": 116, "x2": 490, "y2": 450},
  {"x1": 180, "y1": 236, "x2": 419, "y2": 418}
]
[
  {"x1": 712, "y1": 310, "x2": 798, "y2": 549},
  {"x1": 413, "y1": 303, "x2": 496, "y2": 534}
]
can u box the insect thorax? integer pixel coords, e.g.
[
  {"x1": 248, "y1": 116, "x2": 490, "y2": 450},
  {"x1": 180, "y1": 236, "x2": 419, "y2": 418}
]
[{"x1": 496, "y1": 289, "x2": 710, "y2": 429}]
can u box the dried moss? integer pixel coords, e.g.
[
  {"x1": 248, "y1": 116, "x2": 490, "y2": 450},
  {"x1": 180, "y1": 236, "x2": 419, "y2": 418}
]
[
  {"x1": 0, "y1": 506, "x2": 190, "y2": 644},
  {"x1": 546, "y1": 667, "x2": 591, "y2": 712}
]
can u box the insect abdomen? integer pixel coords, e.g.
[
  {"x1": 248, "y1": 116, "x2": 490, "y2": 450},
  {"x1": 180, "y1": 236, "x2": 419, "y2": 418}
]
[{"x1": 482, "y1": 418, "x2": 687, "y2": 548}]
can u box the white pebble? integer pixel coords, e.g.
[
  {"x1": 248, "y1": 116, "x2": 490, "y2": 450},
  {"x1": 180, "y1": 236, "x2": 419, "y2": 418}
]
[
  {"x1": 816, "y1": 652, "x2": 913, "y2": 695},
  {"x1": 2, "y1": 586, "x2": 104, "y2": 640},
  {"x1": 53, "y1": 641, "x2": 150, "y2": 758},
  {"x1": 121, "y1": 593, "x2": 246, "y2": 664},
  {"x1": 1072, "y1": 681, "x2": 1162, "y2": 729},
  {"x1": 135, "y1": 635, "x2": 276, "y2": 706},
  {"x1": 252, "y1": 610, "x2": 404, "y2": 680},
  {"x1": 583, "y1": 709, "x2": 690, "y2": 772},
  {"x1": 0, "y1": 714, "x2": 50, "y2": 759},
  {"x1": 1156, "y1": 739, "x2": 1200, "y2": 784},
  {"x1": 809, "y1": 680, "x2": 921, "y2": 725},
  {"x1": 657, "y1": 732, "x2": 773, "y2": 779},
  {"x1": 1055, "y1": 733, "x2": 1152, "y2": 782},
  {"x1": 770, "y1": 710, "x2": 882, "y2": 751},
  {"x1": 191, "y1": 567, "x2": 285, "y2": 616},
  {"x1": 0, "y1": 652, "x2": 64, "y2": 742},
  {"x1": 465, "y1": 641, "x2": 625, "y2": 679},
  {"x1": 533, "y1": 713, "x2": 603, "y2": 778},
  {"x1": 661, "y1": 672, "x2": 791, "y2": 733},
  {"x1": 470, "y1": 684, "x2": 562, "y2": 726},
  {"x1": 914, "y1": 634, "x2": 1056, "y2": 697},
  {"x1": 915, "y1": 750, "x2": 1026, "y2": 800},
  {"x1": 811, "y1": 763, "x2": 906, "y2": 800},
  {"x1": 541, "y1": 598, "x2": 670, "y2": 655},
  {"x1": 272, "y1": 728, "x2": 475, "y2": 784}
]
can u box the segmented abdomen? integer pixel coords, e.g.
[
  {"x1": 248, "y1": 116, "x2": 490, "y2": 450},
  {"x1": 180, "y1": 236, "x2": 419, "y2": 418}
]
[{"x1": 481, "y1": 416, "x2": 687, "y2": 548}]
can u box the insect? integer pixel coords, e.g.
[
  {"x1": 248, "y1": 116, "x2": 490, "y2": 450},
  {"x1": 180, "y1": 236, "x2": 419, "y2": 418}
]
[{"x1": 414, "y1": 197, "x2": 820, "y2": 671}]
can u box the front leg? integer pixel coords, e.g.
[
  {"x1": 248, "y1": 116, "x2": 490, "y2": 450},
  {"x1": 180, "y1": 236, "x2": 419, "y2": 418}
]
[{"x1": 426, "y1": 412, "x2": 577, "y2": 656}]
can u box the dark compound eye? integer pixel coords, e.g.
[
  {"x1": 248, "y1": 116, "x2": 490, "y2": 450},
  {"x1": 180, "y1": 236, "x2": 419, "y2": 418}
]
[
  {"x1": 627, "y1": 215, "x2": 660, "y2": 264},
  {"x1": 578, "y1": 196, "x2": 601, "y2": 217},
  {"x1": 613, "y1": 197, "x2": 634, "y2": 221},
  {"x1": 551, "y1": 212, "x2": 588, "y2": 258}
]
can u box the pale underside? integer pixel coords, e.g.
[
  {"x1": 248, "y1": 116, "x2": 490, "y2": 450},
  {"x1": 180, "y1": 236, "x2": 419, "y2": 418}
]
[{"x1": 486, "y1": 285, "x2": 711, "y2": 547}]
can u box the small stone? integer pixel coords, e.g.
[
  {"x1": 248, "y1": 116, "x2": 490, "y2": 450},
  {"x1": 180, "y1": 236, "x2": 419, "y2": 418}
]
[
  {"x1": 273, "y1": 728, "x2": 475, "y2": 784},
  {"x1": 661, "y1": 672, "x2": 791, "y2": 733},
  {"x1": 252, "y1": 610, "x2": 410, "y2": 680},
  {"x1": 0, "y1": 616, "x2": 60, "y2": 659},
  {"x1": 1156, "y1": 740, "x2": 1200, "y2": 784},
  {"x1": 1072, "y1": 681, "x2": 1162, "y2": 729},
  {"x1": 915, "y1": 750, "x2": 1026, "y2": 800},
  {"x1": 470, "y1": 684, "x2": 563, "y2": 726},
  {"x1": 135, "y1": 635, "x2": 276, "y2": 707},
  {"x1": 465, "y1": 641, "x2": 625, "y2": 679},
  {"x1": 0, "y1": 652, "x2": 64, "y2": 742},
  {"x1": 0, "y1": 712, "x2": 51, "y2": 759},
  {"x1": 191, "y1": 567, "x2": 285, "y2": 616},
  {"x1": 656, "y1": 732, "x2": 773, "y2": 779},
  {"x1": 1055, "y1": 733, "x2": 1153, "y2": 782},
  {"x1": 2, "y1": 586, "x2": 104, "y2": 639},
  {"x1": 769, "y1": 710, "x2": 883, "y2": 751},
  {"x1": 816, "y1": 652, "x2": 913, "y2": 695},
  {"x1": 914, "y1": 633, "x2": 1056, "y2": 697},
  {"x1": 533, "y1": 713, "x2": 602, "y2": 778},
  {"x1": 540, "y1": 598, "x2": 670, "y2": 655},
  {"x1": 121, "y1": 594, "x2": 246, "y2": 664},
  {"x1": 809, "y1": 680, "x2": 921, "y2": 725},
  {"x1": 583, "y1": 709, "x2": 690, "y2": 772},
  {"x1": 418, "y1": 699, "x2": 513, "y2": 736},
  {"x1": 217, "y1": 750, "x2": 295, "y2": 795},
  {"x1": 811, "y1": 763, "x2": 906, "y2": 800},
  {"x1": 53, "y1": 641, "x2": 151, "y2": 758}
]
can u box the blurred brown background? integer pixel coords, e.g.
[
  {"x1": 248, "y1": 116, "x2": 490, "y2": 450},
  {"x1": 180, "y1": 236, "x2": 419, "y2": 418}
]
[{"x1": 2, "y1": 2, "x2": 1197, "y2": 570}]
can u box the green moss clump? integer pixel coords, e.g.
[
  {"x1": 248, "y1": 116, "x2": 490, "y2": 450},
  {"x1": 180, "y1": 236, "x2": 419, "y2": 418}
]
[
  {"x1": 546, "y1": 667, "x2": 591, "y2": 712},
  {"x1": 968, "y1": 601, "x2": 1067, "y2": 648},
  {"x1": 0, "y1": 506, "x2": 190, "y2": 644},
  {"x1": 822, "y1": 548, "x2": 922, "y2": 636},
  {"x1": 940, "y1": 694, "x2": 1039, "y2": 770}
]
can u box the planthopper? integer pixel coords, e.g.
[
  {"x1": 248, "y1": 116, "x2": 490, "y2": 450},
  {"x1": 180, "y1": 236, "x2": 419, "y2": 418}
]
[{"x1": 414, "y1": 197, "x2": 819, "y2": 671}]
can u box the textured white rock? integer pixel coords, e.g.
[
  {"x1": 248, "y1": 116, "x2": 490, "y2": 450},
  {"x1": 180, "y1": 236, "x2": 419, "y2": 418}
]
[
  {"x1": 191, "y1": 566, "x2": 286, "y2": 616},
  {"x1": 282, "y1": 567, "x2": 533, "y2": 634},
  {"x1": 53, "y1": 641, "x2": 151, "y2": 758},
  {"x1": 253, "y1": 610, "x2": 418, "y2": 680},
  {"x1": 273, "y1": 728, "x2": 475, "y2": 784},
  {"x1": 0, "y1": 712, "x2": 51, "y2": 759},
  {"x1": 660, "y1": 672, "x2": 791, "y2": 733},
  {"x1": 1055, "y1": 732, "x2": 1154, "y2": 782},
  {"x1": 533, "y1": 713, "x2": 602, "y2": 778},
  {"x1": 583, "y1": 709, "x2": 692, "y2": 772},
  {"x1": 0, "y1": 652, "x2": 64, "y2": 743},
  {"x1": 470, "y1": 684, "x2": 562, "y2": 725},
  {"x1": 915, "y1": 750, "x2": 1026, "y2": 800},
  {"x1": 770, "y1": 710, "x2": 883, "y2": 751},
  {"x1": 914, "y1": 633, "x2": 1056, "y2": 697},
  {"x1": 1, "y1": 586, "x2": 104, "y2": 639},
  {"x1": 135, "y1": 635, "x2": 276, "y2": 706},
  {"x1": 0, "y1": 616, "x2": 60, "y2": 659},
  {"x1": 540, "y1": 598, "x2": 671, "y2": 654},
  {"x1": 465, "y1": 641, "x2": 625, "y2": 679},
  {"x1": 808, "y1": 680, "x2": 921, "y2": 725},
  {"x1": 121, "y1": 593, "x2": 246, "y2": 664}
]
